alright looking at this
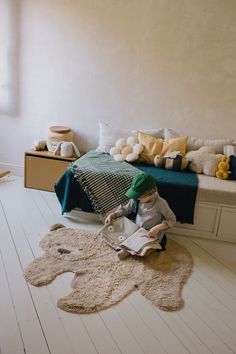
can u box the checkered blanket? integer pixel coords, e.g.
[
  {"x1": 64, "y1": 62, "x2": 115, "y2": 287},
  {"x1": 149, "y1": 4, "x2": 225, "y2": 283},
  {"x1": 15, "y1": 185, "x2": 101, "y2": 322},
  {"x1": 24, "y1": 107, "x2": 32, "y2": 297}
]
[{"x1": 71, "y1": 151, "x2": 140, "y2": 215}]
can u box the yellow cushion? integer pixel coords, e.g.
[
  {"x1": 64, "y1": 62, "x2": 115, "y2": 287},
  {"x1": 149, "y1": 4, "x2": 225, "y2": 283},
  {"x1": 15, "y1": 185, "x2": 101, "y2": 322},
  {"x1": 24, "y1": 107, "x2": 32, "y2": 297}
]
[
  {"x1": 137, "y1": 131, "x2": 163, "y2": 164},
  {"x1": 162, "y1": 136, "x2": 188, "y2": 155}
]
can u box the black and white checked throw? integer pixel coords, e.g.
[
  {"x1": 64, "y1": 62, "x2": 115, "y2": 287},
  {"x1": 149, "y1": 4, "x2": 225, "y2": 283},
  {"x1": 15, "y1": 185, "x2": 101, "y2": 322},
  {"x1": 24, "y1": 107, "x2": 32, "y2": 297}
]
[{"x1": 71, "y1": 150, "x2": 140, "y2": 215}]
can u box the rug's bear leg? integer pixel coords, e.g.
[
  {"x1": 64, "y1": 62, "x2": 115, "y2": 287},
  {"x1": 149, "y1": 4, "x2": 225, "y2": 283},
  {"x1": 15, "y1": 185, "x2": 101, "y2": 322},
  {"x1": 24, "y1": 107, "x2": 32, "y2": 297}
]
[
  {"x1": 57, "y1": 272, "x2": 137, "y2": 313},
  {"x1": 23, "y1": 255, "x2": 72, "y2": 286},
  {"x1": 138, "y1": 274, "x2": 184, "y2": 311}
]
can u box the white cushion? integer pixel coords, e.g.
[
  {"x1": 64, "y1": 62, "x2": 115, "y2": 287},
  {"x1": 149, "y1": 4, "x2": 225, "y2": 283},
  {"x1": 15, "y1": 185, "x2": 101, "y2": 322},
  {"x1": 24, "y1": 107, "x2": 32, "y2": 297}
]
[
  {"x1": 96, "y1": 121, "x2": 164, "y2": 153},
  {"x1": 140, "y1": 128, "x2": 165, "y2": 138},
  {"x1": 187, "y1": 136, "x2": 233, "y2": 154},
  {"x1": 133, "y1": 143, "x2": 143, "y2": 155},
  {"x1": 164, "y1": 128, "x2": 233, "y2": 154},
  {"x1": 96, "y1": 121, "x2": 135, "y2": 153},
  {"x1": 223, "y1": 145, "x2": 236, "y2": 157},
  {"x1": 110, "y1": 147, "x2": 120, "y2": 156},
  {"x1": 114, "y1": 154, "x2": 126, "y2": 162},
  {"x1": 126, "y1": 153, "x2": 139, "y2": 162},
  {"x1": 116, "y1": 138, "x2": 127, "y2": 149},
  {"x1": 164, "y1": 128, "x2": 179, "y2": 139},
  {"x1": 127, "y1": 136, "x2": 138, "y2": 147}
]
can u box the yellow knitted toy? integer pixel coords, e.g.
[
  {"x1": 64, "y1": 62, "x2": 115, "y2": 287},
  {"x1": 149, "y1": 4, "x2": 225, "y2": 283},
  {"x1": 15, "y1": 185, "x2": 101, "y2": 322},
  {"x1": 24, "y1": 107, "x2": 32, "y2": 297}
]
[{"x1": 215, "y1": 156, "x2": 231, "y2": 180}]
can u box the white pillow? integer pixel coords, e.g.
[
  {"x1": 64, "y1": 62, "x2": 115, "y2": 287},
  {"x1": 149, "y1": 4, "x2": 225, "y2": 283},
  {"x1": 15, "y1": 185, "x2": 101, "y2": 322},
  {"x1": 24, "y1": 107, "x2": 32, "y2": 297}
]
[
  {"x1": 140, "y1": 128, "x2": 165, "y2": 138},
  {"x1": 165, "y1": 128, "x2": 179, "y2": 139},
  {"x1": 96, "y1": 121, "x2": 165, "y2": 153},
  {"x1": 165, "y1": 128, "x2": 233, "y2": 154},
  {"x1": 223, "y1": 145, "x2": 236, "y2": 157},
  {"x1": 187, "y1": 136, "x2": 233, "y2": 154},
  {"x1": 96, "y1": 121, "x2": 135, "y2": 153}
]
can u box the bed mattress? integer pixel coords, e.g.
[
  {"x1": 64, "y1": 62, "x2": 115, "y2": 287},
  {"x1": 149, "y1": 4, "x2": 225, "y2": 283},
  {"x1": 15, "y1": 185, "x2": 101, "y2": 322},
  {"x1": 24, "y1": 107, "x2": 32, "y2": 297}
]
[{"x1": 197, "y1": 174, "x2": 236, "y2": 206}]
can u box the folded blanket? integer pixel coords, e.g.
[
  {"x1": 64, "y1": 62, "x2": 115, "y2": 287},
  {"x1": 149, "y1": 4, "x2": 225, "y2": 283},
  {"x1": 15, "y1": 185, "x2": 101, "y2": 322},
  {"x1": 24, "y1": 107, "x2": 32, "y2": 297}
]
[{"x1": 71, "y1": 150, "x2": 139, "y2": 215}]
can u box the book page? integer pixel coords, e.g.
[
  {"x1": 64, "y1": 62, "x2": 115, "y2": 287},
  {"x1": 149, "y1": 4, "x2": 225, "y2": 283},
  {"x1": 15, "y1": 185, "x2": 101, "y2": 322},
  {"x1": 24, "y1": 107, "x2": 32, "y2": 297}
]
[
  {"x1": 100, "y1": 216, "x2": 139, "y2": 247},
  {"x1": 120, "y1": 227, "x2": 162, "y2": 253}
]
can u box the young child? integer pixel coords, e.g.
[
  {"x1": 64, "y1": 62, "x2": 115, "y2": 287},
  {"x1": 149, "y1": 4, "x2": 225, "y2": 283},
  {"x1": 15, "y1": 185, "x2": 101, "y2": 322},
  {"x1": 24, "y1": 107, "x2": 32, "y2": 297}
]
[{"x1": 105, "y1": 173, "x2": 176, "y2": 259}]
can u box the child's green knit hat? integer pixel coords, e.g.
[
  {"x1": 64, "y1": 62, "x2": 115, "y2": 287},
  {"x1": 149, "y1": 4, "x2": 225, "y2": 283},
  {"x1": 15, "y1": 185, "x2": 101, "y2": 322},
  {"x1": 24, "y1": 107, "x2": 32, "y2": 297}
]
[{"x1": 125, "y1": 173, "x2": 157, "y2": 199}]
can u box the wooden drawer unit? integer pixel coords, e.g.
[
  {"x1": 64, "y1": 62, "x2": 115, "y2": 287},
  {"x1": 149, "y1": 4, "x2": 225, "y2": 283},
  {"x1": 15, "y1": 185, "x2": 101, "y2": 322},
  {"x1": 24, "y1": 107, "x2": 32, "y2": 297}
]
[
  {"x1": 24, "y1": 150, "x2": 77, "y2": 192},
  {"x1": 168, "y1": 202, "x2": 221, "y2": 240},
  {"x1": 168, "y1": 202, "x2": 236, "y2": 244},
  {"x1": 218, "y1": 207, "x2": 236, "y2": 243}
]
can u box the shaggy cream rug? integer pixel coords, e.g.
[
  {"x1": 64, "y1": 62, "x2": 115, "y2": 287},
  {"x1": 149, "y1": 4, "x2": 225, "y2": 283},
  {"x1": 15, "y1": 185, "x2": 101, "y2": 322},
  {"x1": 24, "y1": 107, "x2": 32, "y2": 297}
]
[{"x1": 24, "y1": 224, "x2": 193, "y2": 313}]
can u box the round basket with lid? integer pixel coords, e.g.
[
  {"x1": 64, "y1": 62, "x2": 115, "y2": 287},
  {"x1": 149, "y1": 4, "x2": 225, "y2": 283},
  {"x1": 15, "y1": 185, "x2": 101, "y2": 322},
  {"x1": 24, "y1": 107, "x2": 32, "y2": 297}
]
[{"x1": 47, "y1": 126, "x2": 74, "y2": 152}]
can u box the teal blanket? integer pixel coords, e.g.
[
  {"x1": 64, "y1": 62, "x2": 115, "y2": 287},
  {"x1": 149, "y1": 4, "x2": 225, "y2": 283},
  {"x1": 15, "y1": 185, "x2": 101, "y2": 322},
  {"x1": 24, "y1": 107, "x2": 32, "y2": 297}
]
[
  {"x1": 55, "y1": 151, "x2": 198, "y2": 223},
  {"x1": 134, "y1": 163, "x2": 198, "y2": 223}
]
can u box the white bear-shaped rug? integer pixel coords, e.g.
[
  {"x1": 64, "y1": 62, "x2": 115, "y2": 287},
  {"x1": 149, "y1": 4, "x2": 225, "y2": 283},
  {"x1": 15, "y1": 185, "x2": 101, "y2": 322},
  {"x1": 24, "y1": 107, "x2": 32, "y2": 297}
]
[{"x1": 24, "y1": 224, "x2": 193, "y2": 313}]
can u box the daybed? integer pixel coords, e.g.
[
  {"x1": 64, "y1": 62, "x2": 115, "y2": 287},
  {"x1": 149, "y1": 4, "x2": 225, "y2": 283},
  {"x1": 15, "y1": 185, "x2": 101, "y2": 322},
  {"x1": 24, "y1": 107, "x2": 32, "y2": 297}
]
[
  {"x1": 55, "y1": 150, "x2": 236, "y2": 244},
  {"x1": 169, "y1": 174, "x2": 236, "y2": 243},
  {"x1": 55, "y1": 121, "x2": 236, "y2": 244}
]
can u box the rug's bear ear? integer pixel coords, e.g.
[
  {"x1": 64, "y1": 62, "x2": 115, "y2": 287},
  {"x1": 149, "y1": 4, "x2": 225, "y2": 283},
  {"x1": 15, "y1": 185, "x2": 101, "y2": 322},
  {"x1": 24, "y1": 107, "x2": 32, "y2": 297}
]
[
  {"x1": 50, "y1": 223, "x2": 65, "y2": 231},
  {"x1": 23, "y1": 255, "x2": 69, "y2": 286}
]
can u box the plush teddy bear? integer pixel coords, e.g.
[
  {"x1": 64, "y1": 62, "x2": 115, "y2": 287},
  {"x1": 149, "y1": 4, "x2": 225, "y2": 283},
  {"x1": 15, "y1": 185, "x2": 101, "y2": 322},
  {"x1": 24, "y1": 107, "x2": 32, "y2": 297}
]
[
  {"x1": 215, "y1": 156, "x2": 231, "y2": 179},
  {"x1": 185, "y1": 146, "x2": 223, "y2": 176},
  {"x1": 110, "y1": 136, "x2": 143, "y2": 162}
]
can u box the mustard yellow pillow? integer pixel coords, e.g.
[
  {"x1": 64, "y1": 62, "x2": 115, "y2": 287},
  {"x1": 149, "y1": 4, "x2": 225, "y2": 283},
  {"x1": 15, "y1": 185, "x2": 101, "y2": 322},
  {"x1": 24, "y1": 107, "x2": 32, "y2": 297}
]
[
  {"x1": 162, "y1": 136, "x2": 188, "y2": 155},
  {"x1": 138, "y1": 131, "x2": 163, "y2": 164}
]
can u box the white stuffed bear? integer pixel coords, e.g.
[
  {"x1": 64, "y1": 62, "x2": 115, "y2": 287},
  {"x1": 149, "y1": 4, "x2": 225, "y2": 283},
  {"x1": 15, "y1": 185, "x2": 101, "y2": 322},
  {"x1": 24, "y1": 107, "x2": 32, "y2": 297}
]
[
  {"x1": 110, "y1": 136, "x2": 143, "y2": 162},
  {"x1": 185, "y1": 146, "x2": 223, "y2": 176},
  {"x1": 54, "y1": 141, "x2": 80, "y2": 158}
]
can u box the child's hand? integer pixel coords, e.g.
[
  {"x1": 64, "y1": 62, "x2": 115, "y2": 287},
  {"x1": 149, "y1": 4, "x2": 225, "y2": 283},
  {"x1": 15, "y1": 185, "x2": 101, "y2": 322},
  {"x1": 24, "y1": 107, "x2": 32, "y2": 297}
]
[
  {"x1": 105, "y1": 213, "x2": 116, "y2": 225},
  {"x1": 147, "y1": 223, "x2": 169, "y2": 238},
  {"x1": 147, "y1": 228, "x2": 158, "y2": 238}
]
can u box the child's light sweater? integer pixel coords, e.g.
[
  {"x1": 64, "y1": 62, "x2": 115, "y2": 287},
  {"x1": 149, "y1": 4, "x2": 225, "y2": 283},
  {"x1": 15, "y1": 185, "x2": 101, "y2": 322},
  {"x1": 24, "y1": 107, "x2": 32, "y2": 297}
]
[{"x1": 114, "y1": 192, "x2": 176, "y2": 242}]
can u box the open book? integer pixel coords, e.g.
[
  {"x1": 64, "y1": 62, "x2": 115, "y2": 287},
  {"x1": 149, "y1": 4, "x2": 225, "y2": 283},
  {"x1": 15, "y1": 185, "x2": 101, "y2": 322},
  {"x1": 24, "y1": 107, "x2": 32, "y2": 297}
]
[{"x1": 100, "y1": 216, "x2": 162, "y2": 256}]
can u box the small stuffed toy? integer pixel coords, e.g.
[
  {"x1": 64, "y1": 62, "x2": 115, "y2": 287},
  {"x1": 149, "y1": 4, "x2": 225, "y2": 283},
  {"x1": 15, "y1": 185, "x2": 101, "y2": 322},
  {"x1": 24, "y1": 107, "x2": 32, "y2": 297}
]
[
  {"x1": 215, "y1": 156, "x2": 231, "y2": 179},
  {"x1": 54, "y1": 141, "x2": 80, "y2": 158},
  {"x1": 154, "y1": 151, "x2": 189, "y2": 171},
  {"x1": 32, "y1": 140, "x2": 47, "y2": 151},
  {"x1": 110, "y1": 136, "x2": 143, "y2": 162},
  {"x1": 185, "y1": 146, "x2": 223, "y2": 176}
]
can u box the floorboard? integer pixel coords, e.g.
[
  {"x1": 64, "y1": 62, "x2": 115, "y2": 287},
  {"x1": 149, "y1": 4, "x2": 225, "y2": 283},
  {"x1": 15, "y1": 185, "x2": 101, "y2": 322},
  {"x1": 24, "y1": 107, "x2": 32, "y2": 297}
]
[{"x1": 0, "y1": 176, "x2": 236, "y2": 354}]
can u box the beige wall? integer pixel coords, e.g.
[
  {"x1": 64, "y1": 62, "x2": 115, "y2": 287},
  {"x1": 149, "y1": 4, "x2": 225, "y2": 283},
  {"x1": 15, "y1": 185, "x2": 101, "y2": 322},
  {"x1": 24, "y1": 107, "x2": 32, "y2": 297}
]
[{"x1": 1, "y1": 0, "x2": 236, "y2": 170}]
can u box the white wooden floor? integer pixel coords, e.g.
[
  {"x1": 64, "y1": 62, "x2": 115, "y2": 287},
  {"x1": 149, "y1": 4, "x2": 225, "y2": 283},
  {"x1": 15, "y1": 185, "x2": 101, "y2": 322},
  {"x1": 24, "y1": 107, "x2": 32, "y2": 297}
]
[{"x1": 0, "y1": 176, "x2": 236, "y2": 354}]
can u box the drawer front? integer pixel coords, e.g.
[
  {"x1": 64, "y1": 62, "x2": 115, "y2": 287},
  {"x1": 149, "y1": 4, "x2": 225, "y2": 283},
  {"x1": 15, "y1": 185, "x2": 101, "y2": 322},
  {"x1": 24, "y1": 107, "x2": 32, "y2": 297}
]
[
  {"x1": 25, "y1": 155, "x2": 70, "y2": 192},
  {"x1": 168, "y1": 202, "x2": 221, "y2": 239},
  {"x1": 218, "y1": 207, "x2": 236, "y2": 243}
]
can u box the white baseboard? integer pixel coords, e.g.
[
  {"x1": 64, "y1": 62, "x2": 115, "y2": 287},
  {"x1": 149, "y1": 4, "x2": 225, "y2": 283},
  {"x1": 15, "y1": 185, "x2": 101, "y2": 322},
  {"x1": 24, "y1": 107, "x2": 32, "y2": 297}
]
[{"x1": 0, "y1": 163, "x2": 24, "y2": 177}]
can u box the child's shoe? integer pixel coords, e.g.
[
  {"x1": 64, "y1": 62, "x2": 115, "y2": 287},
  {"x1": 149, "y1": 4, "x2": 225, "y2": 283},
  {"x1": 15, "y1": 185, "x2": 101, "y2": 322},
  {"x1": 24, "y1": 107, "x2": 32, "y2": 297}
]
[{"x1": 117, "y1": 249, "x2": 130, "y2": 260}]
